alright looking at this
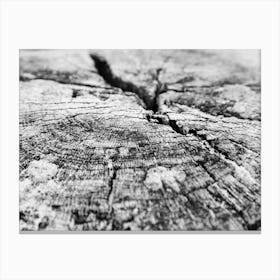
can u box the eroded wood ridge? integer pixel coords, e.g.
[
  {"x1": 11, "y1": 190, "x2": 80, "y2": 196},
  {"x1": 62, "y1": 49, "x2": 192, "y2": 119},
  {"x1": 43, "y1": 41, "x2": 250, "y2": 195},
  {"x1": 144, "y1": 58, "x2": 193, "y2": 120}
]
[{"x1": 19, "y1": 50, "x2": 261, "y2": 231}]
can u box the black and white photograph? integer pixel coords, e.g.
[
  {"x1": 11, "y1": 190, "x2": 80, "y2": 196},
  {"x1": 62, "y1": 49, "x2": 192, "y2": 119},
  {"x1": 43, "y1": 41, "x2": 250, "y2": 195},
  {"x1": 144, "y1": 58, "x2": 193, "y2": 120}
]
[
  {"x1": 19, "y1": 49, "x2": 261, "y2": 232},
  {"x1": 2, "y1": 0, "x2": 280, "y2": 279}
]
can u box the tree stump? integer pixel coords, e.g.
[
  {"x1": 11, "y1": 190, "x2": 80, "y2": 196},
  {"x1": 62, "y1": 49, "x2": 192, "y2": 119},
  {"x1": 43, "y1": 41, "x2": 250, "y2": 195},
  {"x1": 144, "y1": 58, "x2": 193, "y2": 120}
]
[{"x1": 19, "y1": 50, "x2": 261, "y2": 231}]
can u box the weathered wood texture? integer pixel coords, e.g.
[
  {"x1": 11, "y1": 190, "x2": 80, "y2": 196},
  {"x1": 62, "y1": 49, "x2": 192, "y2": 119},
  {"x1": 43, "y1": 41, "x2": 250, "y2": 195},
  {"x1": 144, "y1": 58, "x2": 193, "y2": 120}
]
[{"x1": 19, "y1": 50, "x2": 261, "y2": 231}]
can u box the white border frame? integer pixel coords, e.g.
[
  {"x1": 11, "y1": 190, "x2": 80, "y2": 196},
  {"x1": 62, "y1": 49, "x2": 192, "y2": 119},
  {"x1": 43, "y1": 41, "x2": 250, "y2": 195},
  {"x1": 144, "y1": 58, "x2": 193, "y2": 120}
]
[{"x1": 1, "y1": 0, "x2": 280, "y2": 279}]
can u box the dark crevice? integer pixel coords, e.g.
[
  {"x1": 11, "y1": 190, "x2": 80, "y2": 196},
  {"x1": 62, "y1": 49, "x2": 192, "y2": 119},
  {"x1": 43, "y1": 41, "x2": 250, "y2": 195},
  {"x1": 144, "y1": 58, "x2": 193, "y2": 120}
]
[
  {"x1": 146, "y1": 113, "x2": 167, "y2": 125},
  {"x1": 145, "y1": 113, "x2": 188, "y2": 139},
  {"x1": 188, "y1": 128, "x2": 224, "y2": 156},
  {"x1": 144, "y1": 111, "x2": 186, "y2": 136},
  {"x1": 188, "y1": 129, "x2": 209, "y2": 143},
  {"x1": 90, "y1": 54, "x2": 152, "y2": 109},
  {"x1": 145, "y1": 113, "x2": 152, "y2": 122},
  {"x1": 168, "y1": 119, "x2": 185, "y2": 135},
  {"x1": 106, "y1": 164, "x2": 118, "y2": 219},
  {"x1": 107, "y1": 168, "x2": 117, "y2": 201},
  {"x1": 71, "y1": 89, "x2": 82, "y2": 98},
  {"x1": 90, "y1": 53, "x2": 165, "y2": 113},
  {"x1": 150, "y1": 68, "x2": 168, "y2": 112}
]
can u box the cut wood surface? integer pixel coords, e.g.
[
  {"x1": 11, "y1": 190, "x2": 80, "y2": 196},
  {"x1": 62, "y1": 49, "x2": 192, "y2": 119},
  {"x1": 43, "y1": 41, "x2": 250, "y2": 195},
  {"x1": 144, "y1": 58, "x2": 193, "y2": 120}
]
[{"x1": 19, "y1": 50, "x2": 261, "y2": 231}]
